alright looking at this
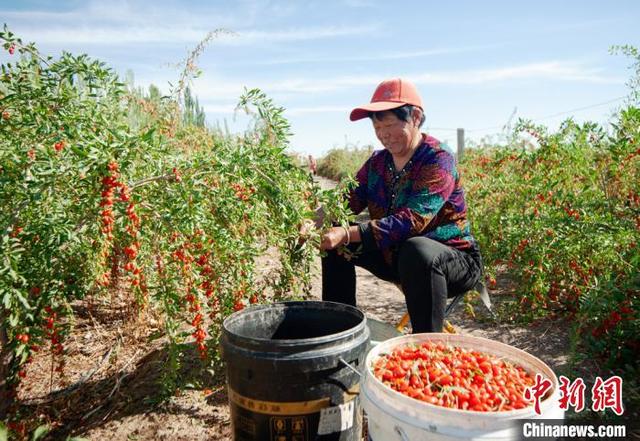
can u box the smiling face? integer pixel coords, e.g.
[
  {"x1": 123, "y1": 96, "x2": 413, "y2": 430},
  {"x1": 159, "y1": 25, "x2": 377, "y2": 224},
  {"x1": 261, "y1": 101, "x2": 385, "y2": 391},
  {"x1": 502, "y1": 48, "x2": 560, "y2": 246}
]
[{"x1": 371, "y1": 108, "x2": 422, "y2": 157}]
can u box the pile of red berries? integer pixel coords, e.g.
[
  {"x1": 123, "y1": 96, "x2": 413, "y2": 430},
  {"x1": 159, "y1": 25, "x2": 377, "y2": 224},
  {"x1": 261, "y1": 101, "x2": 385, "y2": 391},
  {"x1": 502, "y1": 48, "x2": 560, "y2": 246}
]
[{"x1": 372, "y1": 341, "x2": 537, "y2": 412}]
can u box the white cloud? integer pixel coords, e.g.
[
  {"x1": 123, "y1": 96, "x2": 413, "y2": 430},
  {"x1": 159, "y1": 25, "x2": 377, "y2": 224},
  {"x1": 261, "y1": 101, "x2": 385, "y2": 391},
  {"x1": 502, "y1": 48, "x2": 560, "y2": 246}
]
[
  {"x1": 14, "y1": 27, "x2": 214, "y2": 45},
  {"x1": 343, "y1": 0, "x2": 379, "y2": 8},
  {"x1": 285, "y1": 106, "x2": 350, "y2": 115},
  {"x1": 9, "y1": 23, "x2": 374, "y2": 46},
  {"x1": 184, "y1": 60, "x2": 622, "y2": 103},
  {"x1": 187, "y1": 76, "x2": 379, "y2": 101},
  {"x1": 229, "y1": 44, "x2": 501, "y2": 66},
  {"x1": 0, "y1": 9, "x2": 77, "y2": 21},
  {"x1": 202, "y1": 103, "x2": 350, "y2": 116},
  {"x1": 2, "y1": 0, "x2": 375, "y2": 46},
  {"x1": 136, "y1": 59, "x2": 622, "y2": 110},
  {"x1": 412, "y1": 61, "x2": 622, "y2": 85},
  {"x1": 235, "y1": 25, "x2": 376, "y2": 43},
  {"x1": 0, "y1": 1, "x2": 244, "y2": 31},
  {"x1": 202, "y1": 104, "x2": 239, "y2": 114}
]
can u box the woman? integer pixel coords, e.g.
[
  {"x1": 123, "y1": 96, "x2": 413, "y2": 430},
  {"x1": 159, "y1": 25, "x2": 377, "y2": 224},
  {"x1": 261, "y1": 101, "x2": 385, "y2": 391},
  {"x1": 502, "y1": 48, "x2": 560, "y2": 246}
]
[
  {"x1": 320, "y1": 78, "x2": 483, "y2": 333},
  {"x1": 308, "y1": 154, "x2": 318, "y2": 175}
]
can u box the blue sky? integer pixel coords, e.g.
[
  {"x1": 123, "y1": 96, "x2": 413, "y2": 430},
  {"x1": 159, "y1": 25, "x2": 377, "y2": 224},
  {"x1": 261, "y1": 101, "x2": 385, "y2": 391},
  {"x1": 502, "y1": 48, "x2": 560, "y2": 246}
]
[{"x1": 1, "y1": 0, "x2": 639, "y2": 156}]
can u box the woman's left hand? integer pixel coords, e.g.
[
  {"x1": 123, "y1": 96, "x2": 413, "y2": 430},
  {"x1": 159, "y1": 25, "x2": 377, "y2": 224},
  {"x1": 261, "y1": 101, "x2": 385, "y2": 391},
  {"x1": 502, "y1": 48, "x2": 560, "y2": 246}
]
[{"x1": 320, "y1": 227, "x2": 347, "y2": 250}]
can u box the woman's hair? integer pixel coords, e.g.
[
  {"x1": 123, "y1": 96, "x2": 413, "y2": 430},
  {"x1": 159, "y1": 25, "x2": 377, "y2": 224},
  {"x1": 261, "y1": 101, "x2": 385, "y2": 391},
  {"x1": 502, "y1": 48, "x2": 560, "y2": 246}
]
[{"x1": 369, "y1": 104, "x2": 426, "y2": 128}]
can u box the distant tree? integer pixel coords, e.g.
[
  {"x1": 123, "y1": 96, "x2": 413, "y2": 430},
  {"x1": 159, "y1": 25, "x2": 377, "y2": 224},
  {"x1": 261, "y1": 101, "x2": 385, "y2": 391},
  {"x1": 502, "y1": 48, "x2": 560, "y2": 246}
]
[
  {"x1": 148, "y1": 84, "x2": 162, "y2": 102},
  {"x1": 183, "y1": 86, "x2": 206, "y2": 127},
  {"x1": 123, "y1": 70, "x2": 205, "y2": 127}
]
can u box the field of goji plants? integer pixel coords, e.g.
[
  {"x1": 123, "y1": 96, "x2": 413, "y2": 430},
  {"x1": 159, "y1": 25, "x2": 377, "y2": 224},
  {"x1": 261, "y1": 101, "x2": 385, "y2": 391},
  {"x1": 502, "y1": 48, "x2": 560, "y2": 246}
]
[
  {"x1": 461, "y1": 115, "x2": 639, "y2": 371},
  {"x1": 0, "y1": 27, "x2": 357, "y2": 439}
]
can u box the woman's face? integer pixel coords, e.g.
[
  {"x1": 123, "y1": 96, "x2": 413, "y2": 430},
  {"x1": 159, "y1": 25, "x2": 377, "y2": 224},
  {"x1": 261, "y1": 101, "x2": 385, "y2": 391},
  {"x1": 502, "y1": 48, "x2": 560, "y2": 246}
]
[{"x1": 372, "y1": 110, "x2": 421, "y2": 156}]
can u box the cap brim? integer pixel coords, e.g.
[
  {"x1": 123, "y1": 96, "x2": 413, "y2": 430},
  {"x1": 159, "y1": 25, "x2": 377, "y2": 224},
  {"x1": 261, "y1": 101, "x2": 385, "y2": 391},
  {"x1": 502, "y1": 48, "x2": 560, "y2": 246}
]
[{"x1": 349, "y1": 101, "x2": 406, "y2": 121}]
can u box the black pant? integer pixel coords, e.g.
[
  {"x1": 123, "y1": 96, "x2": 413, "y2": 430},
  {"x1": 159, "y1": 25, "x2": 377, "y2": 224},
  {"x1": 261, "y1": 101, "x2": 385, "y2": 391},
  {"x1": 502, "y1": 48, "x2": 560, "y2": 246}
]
[{"x1": 322, "y1": 236, "x2": 483, "y2": 333}]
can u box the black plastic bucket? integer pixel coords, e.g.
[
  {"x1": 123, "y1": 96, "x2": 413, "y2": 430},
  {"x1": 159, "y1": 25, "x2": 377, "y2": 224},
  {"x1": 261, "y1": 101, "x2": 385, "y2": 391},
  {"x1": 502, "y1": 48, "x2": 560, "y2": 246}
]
[{"x1": 221, "y1": 301, "x2": 370, "y2": 441}]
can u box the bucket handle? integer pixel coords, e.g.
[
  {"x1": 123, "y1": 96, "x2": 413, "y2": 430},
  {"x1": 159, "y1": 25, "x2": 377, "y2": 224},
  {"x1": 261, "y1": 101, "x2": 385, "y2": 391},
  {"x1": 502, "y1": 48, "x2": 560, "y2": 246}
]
[
  {"x1": 338, "y1": 357, "x2": 362, "y2": 378},
  {"x1": 394, "y1": 425, "x2": 410, "y2": 441}
]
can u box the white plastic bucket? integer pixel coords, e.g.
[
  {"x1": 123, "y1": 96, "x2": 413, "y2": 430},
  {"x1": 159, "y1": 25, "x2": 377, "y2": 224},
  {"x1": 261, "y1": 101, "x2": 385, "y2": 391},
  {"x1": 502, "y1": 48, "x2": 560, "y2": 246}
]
[{"x1": 362, "y1": 333, "x2": 564, "y2": 441}]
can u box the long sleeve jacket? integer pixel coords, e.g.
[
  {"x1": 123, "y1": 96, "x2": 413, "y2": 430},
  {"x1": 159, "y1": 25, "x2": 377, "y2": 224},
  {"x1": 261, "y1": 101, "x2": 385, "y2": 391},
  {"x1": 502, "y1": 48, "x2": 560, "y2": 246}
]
[{"x1": 350, "y1": 133, "x2": 476, "y2": 264}]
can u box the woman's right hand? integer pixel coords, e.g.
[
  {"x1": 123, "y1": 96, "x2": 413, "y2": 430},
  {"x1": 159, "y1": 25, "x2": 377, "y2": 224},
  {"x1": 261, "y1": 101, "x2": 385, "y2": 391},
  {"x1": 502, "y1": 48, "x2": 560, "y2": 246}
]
[
  {"x1": 320, "y1": 227, "x2": 347, "y2": 250},
  {"x1": 297, "y1": 219, "x2": 315, "y2": 245}
]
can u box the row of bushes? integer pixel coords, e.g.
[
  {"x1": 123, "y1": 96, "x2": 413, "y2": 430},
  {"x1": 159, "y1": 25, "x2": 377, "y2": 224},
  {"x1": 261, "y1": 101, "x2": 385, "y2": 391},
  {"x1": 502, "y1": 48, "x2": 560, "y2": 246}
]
[
  {"x1": 316, "y1": 144, "x2": 374, "y2": 181},
  {"x1": 0, "y1": 26, "x2": 353, "y2": 433}
]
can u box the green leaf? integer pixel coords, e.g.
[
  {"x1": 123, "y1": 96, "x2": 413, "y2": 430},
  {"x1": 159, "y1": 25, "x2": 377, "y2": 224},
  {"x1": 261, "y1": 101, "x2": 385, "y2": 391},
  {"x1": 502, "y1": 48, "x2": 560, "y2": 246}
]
[
  {"x1": 31, "y1": 424, "x2": 50, "y2": 441},
  {"x1": 142, "y1": 127, "x2": 156, "y2": 142},
  {"x1": 15, "y1": 291, "x2": 31, "y2": 310},
  {"x1": 16, "y1": 344, "x2": 25, "y2": 359},
  {"x1": 2, "y1": 293, "x2": 10, "y2": 309},
  {"x1": 147, "y1": 330, "x2": 164, "y2": 342}
]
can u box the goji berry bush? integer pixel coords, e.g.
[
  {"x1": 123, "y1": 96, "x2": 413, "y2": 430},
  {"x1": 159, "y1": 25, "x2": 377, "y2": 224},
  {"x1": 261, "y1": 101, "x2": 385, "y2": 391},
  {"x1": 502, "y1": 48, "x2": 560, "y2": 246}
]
[
  {"x1": 459, "y1": 104, "x2": 639, "y2": 418},
  {"x1": 461, "y1": 111, "x2": 639, "y2": 367},
  {"x1": 0, "y1": 26, "x2": 351, "y2": 431},
  {"x1": 317, "y1": 144, "x2": 374, "y2": 181}
]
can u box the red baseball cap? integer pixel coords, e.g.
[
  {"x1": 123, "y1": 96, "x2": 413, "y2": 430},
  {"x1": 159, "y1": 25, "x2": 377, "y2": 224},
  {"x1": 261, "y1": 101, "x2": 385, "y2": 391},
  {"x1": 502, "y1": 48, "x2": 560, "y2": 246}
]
[{"x1": 349, "y1": 78, "x2": 423, "y2": 121}]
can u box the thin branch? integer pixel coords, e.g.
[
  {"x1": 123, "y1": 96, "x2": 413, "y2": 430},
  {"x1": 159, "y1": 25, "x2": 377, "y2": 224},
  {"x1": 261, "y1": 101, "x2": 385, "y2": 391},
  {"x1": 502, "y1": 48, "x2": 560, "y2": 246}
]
[
  {"x1": 253, "y1": 166, "x2": 277, "y2": 187},
  {"x1": 12, "y1": 41, "x2": 52, "y2": 68},
  {"x1": 81, "y1": 347, "x2": 140, "y2": 421},
  {"x1": 106, "y1": 348, "x2": 140, "y2": 400},
  {"x1": 172, "y1": 29, "x2": 235, "y2": 107},
  {"x1": 4, "y1": 200, "x2": 29, "y2": 234},
  {"x1": 22, "y1": 338, "x2": 120, "y2": 405},
  {"x1": 129, "y1": 173, "x2": 174, "y2": 190},
  {"x1": 129, "y1": 169, "x2": 216, "y2": 191}
]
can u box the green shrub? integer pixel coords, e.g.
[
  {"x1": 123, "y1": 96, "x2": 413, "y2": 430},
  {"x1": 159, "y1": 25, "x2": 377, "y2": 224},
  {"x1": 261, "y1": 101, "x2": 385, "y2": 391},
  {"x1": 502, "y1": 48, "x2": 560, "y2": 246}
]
[{"x1": 317, "y1": 144, "x2": 374, "y2": 181}]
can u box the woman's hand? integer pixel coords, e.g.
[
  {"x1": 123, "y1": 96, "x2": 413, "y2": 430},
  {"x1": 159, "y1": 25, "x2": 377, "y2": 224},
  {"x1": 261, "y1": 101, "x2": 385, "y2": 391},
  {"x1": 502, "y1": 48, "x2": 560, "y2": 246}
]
[
  {"x1": 298, "y1": 219, "x2": 315, "y2": 238},
  {"x1": 320, "y1": 226, "x2": 347, "y2": 250},
  {"x1": 297, "y1": 219, "x2": 315, "y2": 247}
]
